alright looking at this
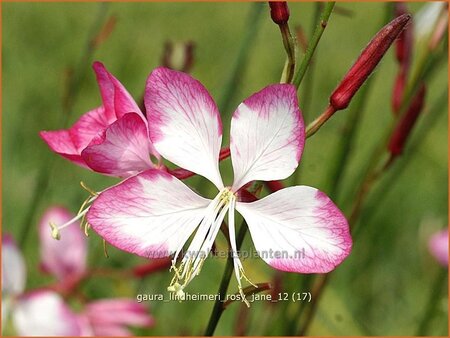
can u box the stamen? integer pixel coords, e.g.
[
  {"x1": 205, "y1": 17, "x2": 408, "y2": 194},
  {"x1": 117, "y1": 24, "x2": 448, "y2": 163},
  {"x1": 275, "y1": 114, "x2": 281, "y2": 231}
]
[
  {"x1": 103, "y1": 239, "x2": 109, "y2": 258},
  {"x1": 228, "y1": 196, "x2": 255, "y2": 308},
  {"x1": 49, "y1": 222, "x2": 61, "y2": 240},
  {"x1": 168, "y1": 188, "x2": 235, "y2": 298},
  {"x1": 80, "y1": 181, "x2": 98, "y2": 196},
  {"x1": 48, "y1": 194, "x2": 96, "y2": 240}
]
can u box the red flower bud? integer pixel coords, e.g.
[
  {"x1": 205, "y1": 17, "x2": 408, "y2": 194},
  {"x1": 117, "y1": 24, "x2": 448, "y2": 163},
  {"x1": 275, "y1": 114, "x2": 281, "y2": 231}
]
[
  {"x1": 330, "y1": 14, "x2": 411, "y2": 110},
  {"x1": 269, "y1": 1, "x2": 290, "y2": 25},
  {"x1": 391, "y1": 69, "x2": 407, "y2": 114},
  {"x1": 388, "y1": 84, "x2": 426, "y2": 156},
  {"x1": 394, "y1": 3, "x2": 413, "y2": 66}
]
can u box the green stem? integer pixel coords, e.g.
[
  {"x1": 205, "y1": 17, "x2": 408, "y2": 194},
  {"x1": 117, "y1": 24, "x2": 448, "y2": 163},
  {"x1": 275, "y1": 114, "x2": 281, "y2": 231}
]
[
  {"x1": 18, "y1": 3, "x2": 110, "y2": 247},
  {"x1": 204, "y1": 221, "x2": 248, "y2": 336},
  {"x1": 279, "y1": 23, "x2": 296, "y2": 83},
  {"x1": 299, "y1": 2, "x2": 322, "y2": 118},
  {"x1": 416, "y1": 269, "x2": 447, "y2": 335},
  {"x1": 328, "y1": 81, "x2": 373, "y2": 199},
  {"x1": 217, "y1": 3, "x2": 264, "y2": 114},
  {"x1": 292, "y1": 2, "x2": 335, "y2": 90}
]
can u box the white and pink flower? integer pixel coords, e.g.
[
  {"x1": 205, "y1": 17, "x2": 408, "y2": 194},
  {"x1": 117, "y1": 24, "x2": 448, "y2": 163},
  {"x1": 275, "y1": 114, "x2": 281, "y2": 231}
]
[{"x1": 86, "y1": 67, "x2": 352, "y2": 302}]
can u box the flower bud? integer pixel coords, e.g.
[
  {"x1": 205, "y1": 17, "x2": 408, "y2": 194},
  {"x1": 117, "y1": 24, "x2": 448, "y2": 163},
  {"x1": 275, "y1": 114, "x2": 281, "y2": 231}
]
[
  {"x1": 394, "y1": 3, "x2": 413, "y2": 66},
  {"x1": 269, "y1": 1, "x2": 290, "y2": 25},
  {"x1": 161, "y1": 40, "x2": 195, "y2": 73},
  {"x1": 388, "y1": 84, "x2": 426, "y2": 156},
  {"x1": 391, "y1": 69, "x2": 406, "y2": 114},
  {"x1": 330, "y1": 14, "x2": 411, "y2": 110}
]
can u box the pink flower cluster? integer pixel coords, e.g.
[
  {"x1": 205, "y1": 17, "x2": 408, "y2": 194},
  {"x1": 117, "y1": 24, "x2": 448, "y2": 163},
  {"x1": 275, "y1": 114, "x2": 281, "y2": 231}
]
[{"x1": 2, "y1": 207, "x2": 153, "y2": 336}]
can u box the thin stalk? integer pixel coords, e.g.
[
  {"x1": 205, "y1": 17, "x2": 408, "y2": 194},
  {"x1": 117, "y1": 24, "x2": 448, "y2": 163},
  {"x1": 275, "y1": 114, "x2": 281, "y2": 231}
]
[
  {"x1": 305, "y1": 105, "x2": 336, "y2": 137},
  {"x1": 292, "y1": 2, "x2": 335, "y2": 90},
  {"x1": 416, "y1": 268, "x2": 447, "y2": 335},
  {"x1": 18, "y1": 3, "x2": 110, "y2": 247},
  {"x1": 279, "y1": 23, "x2": 296, "y2": 83},
  {"x1": 299, "y1": 2, "x2": 322, "y2": 117},
  {"x1": 329, "y1": 81, "x2": 373, "y2": 199},
  {"x1": 217, "y1": 3, "x2": 264, "y2": 114},
  {"x1": 204, "y1": 221, "x2": 247, "y2": 336}
]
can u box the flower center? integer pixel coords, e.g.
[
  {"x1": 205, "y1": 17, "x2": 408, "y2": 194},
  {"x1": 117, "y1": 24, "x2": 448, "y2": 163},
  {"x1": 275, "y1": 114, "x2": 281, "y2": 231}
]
[
  {"x1": 168, "y1": 187, "x2": 255, "y2": 306},
  {"x1": 168, "y1": 187, "x2": 235, "y2": 300}
]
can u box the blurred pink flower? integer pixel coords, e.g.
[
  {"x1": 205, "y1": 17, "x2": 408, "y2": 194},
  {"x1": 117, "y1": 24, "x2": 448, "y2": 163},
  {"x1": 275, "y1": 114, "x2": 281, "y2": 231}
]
[
  {"x1": 81, "y1": 299, "x2": 154, "y2": 336},
  {"x1": 87, "y1": 67, "x2": 352, "y2": 303},
  {"x1": 2, "y1": 235, "x2": 27, "y2": 329},
  {"x1": 428, "y1": 229, "x2": 448, "y2": 267},
  {"x1": 40, "y1": 62, "x2": 159, "y2": 177},
  {"x1": 13, "y1": 290, "x2": 83, "y2": 336},
  {"x1": 39, "y1": 206, "x2": 87, "y2": 282},
  {"x1": 2, "y1": 228, "x2": 153, "y2": 336},
  {"x1": 13, "y1": 291, "x2": 153, "y2": 336}
]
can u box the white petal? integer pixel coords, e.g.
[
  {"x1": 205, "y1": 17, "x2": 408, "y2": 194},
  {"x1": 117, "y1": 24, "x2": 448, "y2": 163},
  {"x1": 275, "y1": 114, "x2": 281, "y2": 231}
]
[
  {"x1": 87, "y1": 169, "x2": 210, "y2": 258},
  {"x1": 236, "y1": 186, "x2": 352, "y2": 273},
  {"x1": 145, "y1": 67, "x2": 223, "y2": 189},
  {"x1": 230, "y1": 84, "x2": 304, "y2": 191},
  {"x1": 2, "y1": 235, "x2": 26, "y2": 296},
  {"x1": 13, "y1": 291, "x2": 82, "y2": 336}
]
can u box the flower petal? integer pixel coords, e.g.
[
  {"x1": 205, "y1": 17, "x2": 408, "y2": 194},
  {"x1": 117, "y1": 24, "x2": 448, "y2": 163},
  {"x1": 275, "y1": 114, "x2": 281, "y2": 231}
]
[
  {"x1": 2, "y1": 234, "x2": 26, "y2": 296},
  {"x1": 236, "y1": 186, "x2": 352, "y2": 273},
  {"x1": 13, "y1": 291, "x2": 82, "y2": 336},
  {"x1": 39, "y1": 107, "x2": 110, "y2": 169},
  {"x1": 87, "y1": 169, "x2": 210, "y2": 258},
  {"x1": 428, "y1": 229, "x2": 448, "y2": 267},
  {"x1": 145, "y1": 67, "x2": 223, "y2": 189},
  {"x1": 69, "y1": 106, "x2": 112, "y2": 151},
  {"x1": 82, "y1": 113, "x2": 156, "y2": 177},
  {"x1": 230, "y1": 84, "x2": 304, "y2": 190},
  {"x1": 39, "y1": 206, "x2": 87, "y2": 281},
  {"x1": 86, "y1": 299, "x2": 154, "y2": 327},
  {"x1": 39, "y1": 130, "x2": 89, "y2": 168},
  {"x1": 93, "y1": 62, "x2": 143, "y2": 120}
]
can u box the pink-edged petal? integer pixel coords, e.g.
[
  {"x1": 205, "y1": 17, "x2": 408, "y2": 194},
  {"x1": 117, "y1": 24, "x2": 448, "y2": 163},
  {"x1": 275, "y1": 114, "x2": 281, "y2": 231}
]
[
  {"x1": 39, "y1": 106, "x2": 111, "y2": 169},
  {"x1": 82, "y1": 113, "x2": 156, "y2": 177},
  {"x1": 39, "y1": 130, "x2": 89, "y2": 168},
  {"x1": 86, "y1": 299, "x2": 154, "y2": 328},
  {"x1": 93, "y1": 62, "x2": 142, "y2": 120},
  {"x1": 69, "y1": 106, "x2": 112, "y2": 151},
  {"x1": 428, "y1": 229, "x2": 448, "y2": 267},
  {"x1": 87, "y1": 169, "x2": 210, "y2": 258},
  {"x1": 145, "y1": 67, "x2": 223, "y2": 189},
  {"x1": 236, "y1": 186, "x2": 352, "y2": 273},
  {"x1": 13, "y1": 290, "x2": 82, "y2": 336},
  {"x1": 230, "y1": 84, "x2": 304, "y2": 191},
  {"x1": 38, "y1": 206, "x2": 87, "y2": 281},
  {"x1": 2, "y1": 234, "x2": 26, "y2": 296}
]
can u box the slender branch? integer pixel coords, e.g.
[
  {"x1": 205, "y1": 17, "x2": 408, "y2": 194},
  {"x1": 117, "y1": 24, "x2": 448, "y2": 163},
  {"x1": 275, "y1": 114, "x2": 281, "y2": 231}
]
[
  {"x1": 416, "y1": 265, "x2": 447, "y2": 335},
  {"x1": 299, "y1": 2, "x2": 322, "y2": 118},
  {"x1": 204, "y1": 222, "x2": 248, "y2": 336},
  {"x1": 279, "y1": 23, "x2": 296, "y2": 83},
  {"x1": 292, "y1": 2, "x2": 335, "y2": 90}
]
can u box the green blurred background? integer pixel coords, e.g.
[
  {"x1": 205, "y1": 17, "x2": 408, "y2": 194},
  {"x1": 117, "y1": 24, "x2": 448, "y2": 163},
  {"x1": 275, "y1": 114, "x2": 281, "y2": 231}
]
[{"x1": 2, "y1": 2, "x2": 448, "y2": 336}]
